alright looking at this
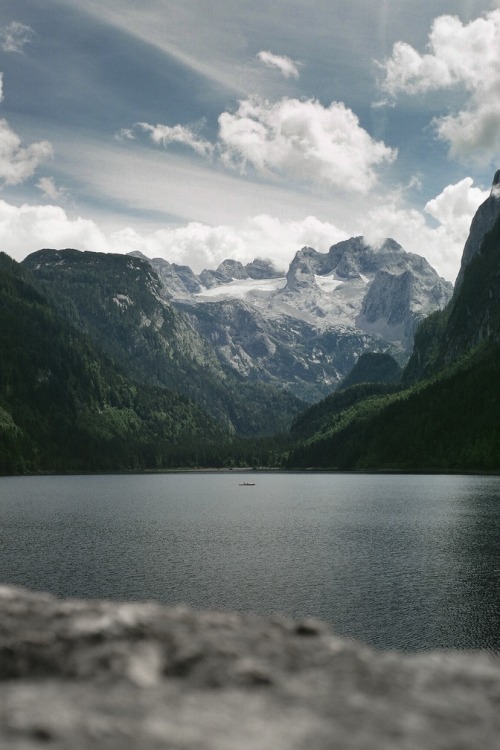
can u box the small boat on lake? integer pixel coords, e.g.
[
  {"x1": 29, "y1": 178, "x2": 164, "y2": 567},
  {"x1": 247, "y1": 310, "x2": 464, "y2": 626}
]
[{"x1": 239, "y1": 482, "x2": 255, "y2": 486}]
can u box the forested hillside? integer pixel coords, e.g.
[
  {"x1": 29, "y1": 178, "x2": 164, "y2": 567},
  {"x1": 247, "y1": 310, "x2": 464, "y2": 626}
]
[
  {"x1": 287, "y1": 342, "x2": 500, "y2": 471},
  {"x1": 22, "y1": 249, "x2": 304, "y2": 436},
  {"x1": 0, "y1": 253, "x2": 226, "y2": 474}
]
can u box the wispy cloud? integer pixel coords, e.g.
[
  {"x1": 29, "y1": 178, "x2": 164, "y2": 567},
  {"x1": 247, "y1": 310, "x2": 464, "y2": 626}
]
[
  {"x1": 0, "y1": 119, "x2": 52, "y2": 186},
  {"x1": 378, "y1": 9, "x2": 500, "y2": 163},
  {"x1": 114, "y1": 128, "x2": 135, "y2": 141},
  {"x1": 0, "y1": 21, "x2": 36, "y2": 54},
  {"x1": 117, "y1": 122, "x2": 214, "y2": 158},
  {"x1": 36, "y1": 176, "x2": 66, "y2": 201},
  {"x1": 257, "y1": 51, "x2": 301, "y2": 79},
  {"x1": 218, "y1": 96, "x2": 396, "y2": 192}
]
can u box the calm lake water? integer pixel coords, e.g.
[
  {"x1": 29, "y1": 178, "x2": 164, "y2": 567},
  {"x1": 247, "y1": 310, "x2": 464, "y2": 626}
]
[{"x1": 0, "y1": 472, "x2": 499, "y2": 652}]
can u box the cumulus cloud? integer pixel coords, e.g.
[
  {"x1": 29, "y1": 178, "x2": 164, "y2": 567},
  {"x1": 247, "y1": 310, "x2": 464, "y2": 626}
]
[
  {"x1": 0, "y1": 119, "x2": 52, "y2": 186},
  {"x1": 257, "y1": 51, "x2": 301, "y2": 79},
  {"x1": 436, "y1": 102, "x2": 500, "y2": 162},
  {"x1": 1, "y1": 179, "x2": 486, "y2": 282},
  {"x1": 134, "y1": 122, "x2": 214, "y2": 157},
  {"x1": 0, "y1": 196, "x2": 347, "y2": 273},
  {"x1": 0, "y1": 200, "x2": 109, "y2": 261},
  {"x1": 109, "y1": 214, "x2": 347, "y2": 271},
  {"x1": 0, "y1": 21, "x2": 36, "y2": 54},
  {"x1": 361, "y1": 177, "x2": 488, "y2": 281},
  {"x1": 424, "y1": 177, "x2": 488, "y2": 229},
  {"x1": 378, "y1": 10, "x2": 500, "y2": 162},
  {"x1": 218, "y1": 96, "x2": 396, "y2": 192}
]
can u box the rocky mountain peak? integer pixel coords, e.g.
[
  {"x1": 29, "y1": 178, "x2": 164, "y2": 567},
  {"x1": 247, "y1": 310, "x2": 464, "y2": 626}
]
[
  {"x1": 245, "y1": 258, "x2": 281, "y2": 279},
  {"x1": 125, "y1": 234, "x2": 451, "y2": 401},
  {"x1": 285, "y1": 247, "x2": 324, "y2": 292},
  {"x1": 216, "y1": 259, "x2": 248, "y2": 279}
]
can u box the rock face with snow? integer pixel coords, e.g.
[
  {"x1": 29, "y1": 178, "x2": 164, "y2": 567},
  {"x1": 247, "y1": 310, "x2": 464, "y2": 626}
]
[
  {"x1": 1, "y1": 585, "x2": 499, "y2": 750},
  {"x1": 145, "y1": 237, "x2": 452, "y2": 401}
]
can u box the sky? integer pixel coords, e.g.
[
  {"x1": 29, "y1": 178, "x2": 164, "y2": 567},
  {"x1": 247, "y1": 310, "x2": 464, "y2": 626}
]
[{"x1": 1, "y1": 1, "x2": 500, "y2": 281}]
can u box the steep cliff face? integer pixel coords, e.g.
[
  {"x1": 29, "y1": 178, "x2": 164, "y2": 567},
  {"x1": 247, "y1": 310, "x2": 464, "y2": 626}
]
[
  {"x1": 405, "y1": 170, "x2": 500, "y2": 383},
  {"x1": 454, "y1": 169, "x2": 500, "y2": 291}
]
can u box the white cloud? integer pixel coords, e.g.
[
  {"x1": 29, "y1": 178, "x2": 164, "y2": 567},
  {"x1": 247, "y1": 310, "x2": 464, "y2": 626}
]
[
  {"x1": 424, "y1": 177, "x2": 488, "y2": 230},
  {"x1": 436, "y1": 101, "x2": 500, "y2": 162},
  {"x1": 1, "y1": 178, "x2": 486, "y2": 283},
  {"x1": 0, "y1": 201, "x2": 109, "y2": 261},
  {"x1": 0, "y1": 22, "x2": 36, "y2": 54},
  {"x1": 0, "y1": 119, "x2": 52, "y2": 186},
  {"x1": 361, "y1": 178, "x2": 489, "y2": 281},
  {"x1": 114, "y1": 128, "x2": 135, "y2": 141},
  {"x1": 218, "y1": 96, "x2": 396, "y2": 192},
  {"x1": 0, "y1": 196, "x2": 346, "y2": 273},
  {"x1": 257, "y1": 51, "x2": 301, "y2": 79},
  {"x1": 109, "y1": 214, "x2": 347, "y2": 271},
  {"x1": 36, "y1": 176, "x2": 65, "y2": 201},
  {"x1": 379, "y1": 10, "x2": 500, "y2": 162},
  {"x1": 135, "y1": 122, "x2": 214, "y2": 158}
]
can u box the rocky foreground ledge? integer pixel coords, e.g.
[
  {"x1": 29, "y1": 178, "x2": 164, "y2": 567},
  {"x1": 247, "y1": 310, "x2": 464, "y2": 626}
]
[{"x1": 0, "y1": 586, "x2": 499, "y2": 749}]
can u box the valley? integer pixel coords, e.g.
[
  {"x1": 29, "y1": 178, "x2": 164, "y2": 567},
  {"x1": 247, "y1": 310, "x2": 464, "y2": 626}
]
[{"x1": 1, "y1": 170, "x2": 499, "y2": 474}]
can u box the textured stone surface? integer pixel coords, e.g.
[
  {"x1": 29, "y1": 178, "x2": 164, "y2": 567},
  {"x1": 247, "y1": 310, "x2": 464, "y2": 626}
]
[
  {"x1": 454, "y1": 171, "x2": 500, "y2": 291},
  {"x1": 158, "y1": 238, "x2": 451, "y2": 401},
  {"x1": 1, "y1": 585, "x2": 499, "y2": 749}
]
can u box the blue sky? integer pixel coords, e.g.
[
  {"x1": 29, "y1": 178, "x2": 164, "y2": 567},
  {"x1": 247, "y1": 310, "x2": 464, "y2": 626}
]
[{"x1": 0, "y1": 0, "x2": 499, "y2": 280}]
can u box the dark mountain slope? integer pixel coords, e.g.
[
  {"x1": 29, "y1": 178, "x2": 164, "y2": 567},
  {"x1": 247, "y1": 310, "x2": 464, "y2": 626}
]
[
  {"x1": 22, "y1": 249, "x2": 304, "y2": 436},
  {"x1": 405, "y1": 176, "x2": 500, "y2": 383},
  {"x1": 287, "y1": 341, "x2": 500, "y2": 471},
  {"x1": 0, "y1": 253, "x2": 225, "y2": 474},
  {"x1": 338, "y1": 352, "x2": 402, "y2": 391}
]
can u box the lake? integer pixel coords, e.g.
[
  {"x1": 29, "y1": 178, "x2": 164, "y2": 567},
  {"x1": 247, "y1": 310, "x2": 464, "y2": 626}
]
[{"x1": 0, "y1": 472, "x2": 499, "y2": 652}]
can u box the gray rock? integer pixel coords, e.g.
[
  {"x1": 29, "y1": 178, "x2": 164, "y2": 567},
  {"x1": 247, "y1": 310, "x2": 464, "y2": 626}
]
[
  {"x1": 132, "y1": 237, "x2": 452, "y2": 402},
  {"x1": 1, "y1": 585, "x2": 499, "y2": 749},
  {"x1": 245, "y1": 258, "x2": 282, "y2": 279},
  {"x1": 454, "y1": 170, "x2": 500, "y2": 291},
  {"x1": 217, "y1": 259, "x2": 248, "y2": 280}
]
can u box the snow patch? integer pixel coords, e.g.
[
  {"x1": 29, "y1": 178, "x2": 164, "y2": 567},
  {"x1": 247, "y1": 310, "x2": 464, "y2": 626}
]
[{"x1": 196, "y1": 277, "x2": 286, "y2": 300}]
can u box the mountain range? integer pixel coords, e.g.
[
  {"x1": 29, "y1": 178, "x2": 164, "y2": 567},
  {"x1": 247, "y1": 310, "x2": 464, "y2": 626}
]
[
  {"x1": 139, "y1": 236, "x2": 452, "y2": 402},
  {"x1": 1, "y1": 170, "x2": 499, "y2": 473}
]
